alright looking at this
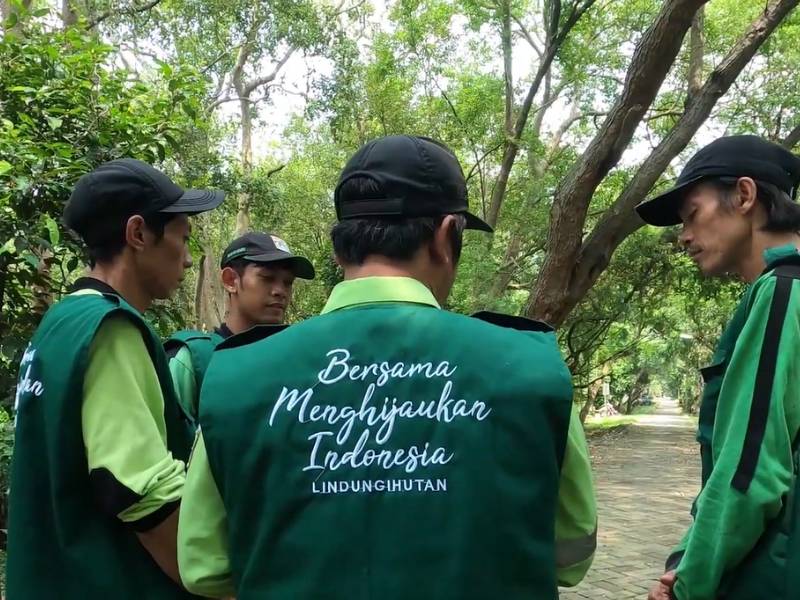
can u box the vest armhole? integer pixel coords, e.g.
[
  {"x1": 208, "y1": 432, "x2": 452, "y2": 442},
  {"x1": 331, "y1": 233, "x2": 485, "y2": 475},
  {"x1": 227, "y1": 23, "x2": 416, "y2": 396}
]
[{"x1": 470, "y1": 310, "x2": 555, "y2": 333}]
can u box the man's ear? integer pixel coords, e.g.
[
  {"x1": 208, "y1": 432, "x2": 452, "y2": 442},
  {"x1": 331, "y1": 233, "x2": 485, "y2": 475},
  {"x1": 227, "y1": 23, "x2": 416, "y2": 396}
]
[
  {"x1": 736, "y1": 177, "x2": 758, "y2": 215},
  {"x1": 124, "y1": 215, "x2": 147, "y2": 251},
  {"x1": 430, "y1": 215, "x2": 458, "y2": 265},
  {"x1": 220, "y1": 266, "x2": 240, "y2": 294}
]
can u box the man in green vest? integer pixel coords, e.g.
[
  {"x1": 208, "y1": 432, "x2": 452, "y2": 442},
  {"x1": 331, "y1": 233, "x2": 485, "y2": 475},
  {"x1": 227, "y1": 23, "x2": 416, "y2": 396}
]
[
  {"x1": 637, "y1": 136, "x2": 800, "y2": 600},
  {"x1": 166, "y1": 231, "x2": 315, "y2": 423},
  {"x1": 8, "y1": 158, "x2": 224, "y2": 598},
  {"x1": 178, "y1": 135, "x2": 597, "y2": 599}
]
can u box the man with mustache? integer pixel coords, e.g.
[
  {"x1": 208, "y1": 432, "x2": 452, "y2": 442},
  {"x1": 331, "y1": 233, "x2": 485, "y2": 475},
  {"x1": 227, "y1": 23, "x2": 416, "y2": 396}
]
[
  {"x1": 166, "y1": 231, "x2": 315, "y2": 423},
  {"x1": 637, "y1": 136, "x2": 800, "y2": 600}
]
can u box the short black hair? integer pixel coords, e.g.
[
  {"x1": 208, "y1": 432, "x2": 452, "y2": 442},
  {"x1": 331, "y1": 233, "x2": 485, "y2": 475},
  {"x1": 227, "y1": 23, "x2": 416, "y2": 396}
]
[
  {"x1": 224, "y1": 257, "x2": 250, "y2": 278},
  {"x1": 86, "y1": 212, "x2": 180, "y2": 267},
  {"x1": 331, "y1": 176, "x2": 466, "y2": 266},
  {"x1": 711, "y1": 177, "x2": 800, "y2": 233}
]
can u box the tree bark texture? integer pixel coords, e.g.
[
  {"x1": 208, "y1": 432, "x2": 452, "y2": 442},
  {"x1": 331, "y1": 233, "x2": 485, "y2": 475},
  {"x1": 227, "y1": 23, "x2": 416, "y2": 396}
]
[{"x1": 526, "y1": 0, "x2": 797, "y2": 328}]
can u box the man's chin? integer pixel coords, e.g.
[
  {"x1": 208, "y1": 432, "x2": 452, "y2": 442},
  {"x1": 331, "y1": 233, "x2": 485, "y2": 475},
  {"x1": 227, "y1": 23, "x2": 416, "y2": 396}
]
[{"x1": 260, "y1": 310, "x2": 285, "y2": 325}]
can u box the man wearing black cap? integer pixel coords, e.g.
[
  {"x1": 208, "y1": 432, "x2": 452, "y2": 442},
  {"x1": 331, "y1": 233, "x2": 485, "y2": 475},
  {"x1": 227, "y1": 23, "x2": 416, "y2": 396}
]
[
  {"x1": 637, "y1": 136, "x2": 800, "y2": 600},
  {"x1": 166, "y1": 231, "x2": 315, "y2": 423},
  {"x1": 7, "y1": 158, "x2": 224, "y2": 599},
  {"x1": 177, "y1": 135, "x2": 596, "y2": 599}
]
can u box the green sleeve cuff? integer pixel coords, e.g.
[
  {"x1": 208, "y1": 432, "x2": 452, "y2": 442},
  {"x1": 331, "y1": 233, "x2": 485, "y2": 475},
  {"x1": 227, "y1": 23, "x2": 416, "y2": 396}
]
[
  {"x1": 82, "y1": 315, "x2": 186, "y2": 526},
  {"x1": 555, "y1": 405, "x2": 597, "y2": 585},
  {"x1": 169, "y1": 346, "x2": 198, "y2": 423},
  {"x1": 178, "y1": 431, "x2": 234, "y2": 597}
]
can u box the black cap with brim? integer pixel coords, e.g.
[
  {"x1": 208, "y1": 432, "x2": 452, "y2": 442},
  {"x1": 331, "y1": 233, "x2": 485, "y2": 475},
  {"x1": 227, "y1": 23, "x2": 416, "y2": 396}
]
[
  {"x1": 463, "y1": 211, "x2": 494, "y2": 232},
  {"x1": 244, "y1": 251, "x2": 316, "y2": 280},
  {"x1": 220, "y1": 232, "x2": 316, "y2": 280},
  {"x1": 64, "y1": 158, "x2": 226, "y2": 243},
  {"x1": 159, "y1": 189, "x2": 226, "y2": 215},
  {"x1": 635, "y1": 175, "x2": 705, "y2": 227},
  {"x1": 335, "y1": 136, "x2": 494, "y2": 233},
  {"x1": 636, "y1": 135, "x2": 800, "y2": 227}
]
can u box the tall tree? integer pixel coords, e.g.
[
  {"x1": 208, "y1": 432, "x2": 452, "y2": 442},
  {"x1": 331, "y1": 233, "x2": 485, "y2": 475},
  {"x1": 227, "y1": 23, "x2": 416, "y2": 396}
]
[{"x1": 528, "y1": 0, "x2": 800, "y2": 326}]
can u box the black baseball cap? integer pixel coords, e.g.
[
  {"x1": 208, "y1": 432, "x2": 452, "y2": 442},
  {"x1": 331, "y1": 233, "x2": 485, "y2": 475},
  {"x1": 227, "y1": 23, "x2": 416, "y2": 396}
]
[
  {"x1": 220, "y1": 232, "x2": 315, "y2": 280},
  {"x1": 64, "y1": 158, "x2": 225, "y2": 243},
  {"x1": 334, "y1": 135, "x2": 493, "y2": 232},
  {"x1": 636, "y1": 135, "x2": 800, "y2": 226}
]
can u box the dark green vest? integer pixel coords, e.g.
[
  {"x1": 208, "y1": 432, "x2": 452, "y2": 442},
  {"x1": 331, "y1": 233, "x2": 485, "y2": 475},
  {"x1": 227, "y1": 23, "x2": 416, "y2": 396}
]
[
  {"x1": 200, "y1": 304, "x2": 573, "y2": 599},
  {"x1": 8, "y1": 292, "x2": 196, "y2": 599},
  {"x1": 693, "y1": 259, "x2": 800, "y2": 599},
  {"x1": 164, "y1": 329, "x2": 225, "y2": 390}
]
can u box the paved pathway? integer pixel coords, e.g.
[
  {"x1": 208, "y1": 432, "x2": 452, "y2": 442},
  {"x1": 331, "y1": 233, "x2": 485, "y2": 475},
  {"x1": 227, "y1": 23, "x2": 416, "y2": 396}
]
[{"x1": 559, "y1": 399, "x2": 699, "y2": 599}]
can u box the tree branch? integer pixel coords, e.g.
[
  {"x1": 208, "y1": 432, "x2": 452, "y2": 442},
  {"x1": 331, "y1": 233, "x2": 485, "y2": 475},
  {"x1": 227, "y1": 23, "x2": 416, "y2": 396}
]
[
  {"x1": 206, "y1": 95, "x2": 263, "y2": 112},
  {"x1": 486, "y1": 0, "x2": 597, "y2": 228},
  {"x1": 501, "y1": 0, "x2": 514, "y2": 138},
  {"x1": 526, "y1": 0, "x2": 710, "y2": 325},
  {"x1": 512, "y1": 14, "x2": 544, "y2": 58},
  {"x1": 548, "y1": 0, "x2": 800, "y2": 328},
  {"x1": 87, "y1": 0, "x2": 163, "y2": 30},
  {"x1": 782, "y1": 123, "x2": 800, "y2": 149},
  {"x1": 243, "y1": 47, "x2": 296, "y2": 96}
]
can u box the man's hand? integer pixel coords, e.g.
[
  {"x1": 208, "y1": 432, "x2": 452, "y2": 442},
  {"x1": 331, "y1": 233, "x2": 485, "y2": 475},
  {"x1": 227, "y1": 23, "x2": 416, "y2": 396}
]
[{"x1": 647, "y1": 570, "x2": 676, "y2": 600}]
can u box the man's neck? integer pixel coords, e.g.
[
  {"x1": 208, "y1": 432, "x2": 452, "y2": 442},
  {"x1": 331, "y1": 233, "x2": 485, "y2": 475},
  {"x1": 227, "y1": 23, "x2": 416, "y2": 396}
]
[
  {"x1": 224, "y1": 311, "x2": 256, "y2": 335},
  {"x1": 737, "y1": 231, "x2": 800, "y2": 283},
  {"x1": 88, "y1": 262, "x2": 151, "y2": 313},
  {"x1": 342, "y1": 256, "x2": 423, "y2": 281}
]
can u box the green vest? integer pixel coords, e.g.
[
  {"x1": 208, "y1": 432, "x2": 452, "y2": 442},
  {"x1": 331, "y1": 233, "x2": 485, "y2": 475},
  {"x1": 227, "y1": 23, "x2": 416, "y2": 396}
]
[
  {"x1": 200, "y1": 305, "x2": 573, "y2": 599},
  {"x1": 164, "y1": 329, "x2": 225, "y2": 389},
  {"x1": 8, "y1": 292, "x2": 196, "y2": 599},
  {"x1": 695, "y1": 258, "x2": 800, "y2": 599}
]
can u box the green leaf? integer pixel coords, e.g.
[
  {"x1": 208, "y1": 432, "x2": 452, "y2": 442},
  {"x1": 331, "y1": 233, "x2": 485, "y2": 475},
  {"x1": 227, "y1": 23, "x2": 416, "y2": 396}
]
[
  {"x1": 44, "y1": 216, "x2": 59, "y2": 245},
  {"x1": 33, "y1": 8, "x2": 49, "y2": 17},
  {"x1": 3, "y1": 13, "x2": 18, "y2": 30},
  {"x1": 46, "y1": 116, "x2": 63, "y2": 130},
  {"x1": 0, "y1": 238, "x2": 15, "y2": 256},
  {"x1": 181, "y1": 102, "x2": 197, "y2": 120},
  {"x1": 22, "y1": 253, "x2": 39, "y2": 269},
  {"x1": 0, "y1": 161, "x2": 12, "y2": 176}
]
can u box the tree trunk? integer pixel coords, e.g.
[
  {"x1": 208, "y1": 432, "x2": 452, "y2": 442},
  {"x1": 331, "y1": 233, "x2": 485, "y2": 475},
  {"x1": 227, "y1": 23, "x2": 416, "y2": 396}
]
[
  {"x1": 61, "y1": 0, "x2": 78, "y2": 27},
  {"x1": 527, "y1": 0, "x2": 798, "y2": 328},
  {"x1": 235, "y1": 94, "x2": 254, "y2": 235},
  {"x1": 487, "y1": 231, "x2": 523, "y2": 305},
  {"x1": 687, "y1": 7, "x2": 704, "y2": 102},
  {"x1": 579, "y1": 385, "x2": 599, "y2": 423},
  {"x1": 192, "y1": 216, "x2": 225, "y2": 330}
]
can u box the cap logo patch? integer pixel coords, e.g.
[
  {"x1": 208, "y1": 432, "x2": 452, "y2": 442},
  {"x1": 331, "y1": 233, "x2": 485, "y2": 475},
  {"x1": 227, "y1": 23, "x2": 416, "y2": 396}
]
[
  {"x1": 271, "y1": 236, "x2": 291, "y2": 253},
  {"x1": 226, "y1": 247, "x2": 248, "y2": 261}
]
